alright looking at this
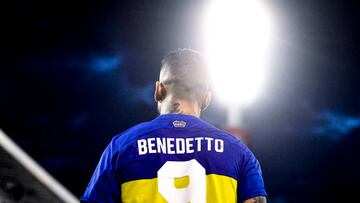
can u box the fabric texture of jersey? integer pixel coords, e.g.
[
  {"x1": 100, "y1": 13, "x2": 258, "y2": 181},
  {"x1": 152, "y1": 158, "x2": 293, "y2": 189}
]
[{"x1": 81, "y1": 114, "x2": 267, "y2": 203}]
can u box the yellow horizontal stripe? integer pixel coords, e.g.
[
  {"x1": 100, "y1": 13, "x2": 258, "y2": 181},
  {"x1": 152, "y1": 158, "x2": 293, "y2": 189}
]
[{"x1": 121, "y1": 174, "x2": 237, "y2": 203}]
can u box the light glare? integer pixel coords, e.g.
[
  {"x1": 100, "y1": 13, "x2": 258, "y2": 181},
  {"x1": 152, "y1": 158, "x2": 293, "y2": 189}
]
[{"x1": 204, "y1": 0, "x2": 273, "y2": 105}]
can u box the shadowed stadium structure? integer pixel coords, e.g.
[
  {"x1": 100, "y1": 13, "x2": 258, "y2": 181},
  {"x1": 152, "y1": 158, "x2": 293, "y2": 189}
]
[{"x1": 0, "y1": 129, "x2": 77, "y2": 203}]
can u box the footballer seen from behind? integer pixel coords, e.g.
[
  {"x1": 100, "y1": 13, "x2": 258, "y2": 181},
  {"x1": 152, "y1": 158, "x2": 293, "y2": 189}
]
[{"x1": 81, "y1": 49, "x2": 267, "y2": 203}]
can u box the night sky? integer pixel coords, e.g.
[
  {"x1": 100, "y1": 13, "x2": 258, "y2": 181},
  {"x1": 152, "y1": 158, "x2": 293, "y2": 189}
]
[{"x1": 1, "y1": 0, "x2": 360, "y2": 202}]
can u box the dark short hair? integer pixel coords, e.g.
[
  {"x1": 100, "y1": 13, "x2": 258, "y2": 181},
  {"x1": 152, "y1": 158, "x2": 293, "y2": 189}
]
[{"x1": 160, "y1": 48, "x2": 210, "y2": 102}]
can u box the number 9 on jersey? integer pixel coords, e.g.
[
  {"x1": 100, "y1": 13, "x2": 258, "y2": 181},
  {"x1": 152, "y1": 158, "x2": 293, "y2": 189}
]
[{"x1": 157, "y1": 159, "x2": 206, "y2": 203}]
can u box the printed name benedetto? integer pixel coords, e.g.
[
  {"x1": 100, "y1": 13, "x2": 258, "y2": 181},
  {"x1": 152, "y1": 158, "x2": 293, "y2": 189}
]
[{"x1": 137, "y1": 137, "x2": 224, "y2": 155}]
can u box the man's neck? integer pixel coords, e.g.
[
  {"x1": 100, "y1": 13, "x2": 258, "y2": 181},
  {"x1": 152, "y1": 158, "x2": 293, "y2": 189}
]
[{"x1": 159, "y1": 99, "x2": 201, "y2": 117}]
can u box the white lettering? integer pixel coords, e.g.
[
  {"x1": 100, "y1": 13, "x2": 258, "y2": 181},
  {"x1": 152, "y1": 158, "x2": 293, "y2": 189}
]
[
  {"x1": 137, "y1": 137, "x2": 224, "y2": 155},
  {"x1": 204, "y1": 137, "x2": 214, "y2": 151},
  {"x1": 215, "y1": 139, "x2": 224, "y2": 152},
  {"x1": 194, "y1": 137, "x2": 204, "y2": 151},
  {"x1": 157, "y1": 137, "x2": 166, "y2": 153},
  {"x1": 167, "y1": 138, "x2": 175, "y2": 154},
  {"x1": 176, "y1": 138, "x2": 185, "y2": 154},
  {"x1": 148, "y1": 138, "x2": 156, "y2": 153},
  {"x1": 138, "y1": 139, "x2": 147, "y2": 155},
  {"x1": 186, "y1": 138, "x2": 194, "y2": 153}
]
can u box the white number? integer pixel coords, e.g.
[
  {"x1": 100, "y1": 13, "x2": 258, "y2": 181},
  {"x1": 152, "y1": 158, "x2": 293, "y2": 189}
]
[{"x1": 157, "y1": 159, "x2": 206, "y2": 203}]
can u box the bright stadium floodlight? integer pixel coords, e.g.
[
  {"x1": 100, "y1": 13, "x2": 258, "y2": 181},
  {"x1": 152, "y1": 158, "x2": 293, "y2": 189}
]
[
  {"x1": 203, "y1": 0, "x2": 274, "y2": 107},
  {"x1": 202, "y1": 0, "x2": 274, "y2": 135}
]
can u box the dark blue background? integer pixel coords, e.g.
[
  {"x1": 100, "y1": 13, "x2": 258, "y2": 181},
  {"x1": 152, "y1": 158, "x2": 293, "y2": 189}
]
[{"x1": 1, "y1": 0, "x2": 360, "y2": 202}]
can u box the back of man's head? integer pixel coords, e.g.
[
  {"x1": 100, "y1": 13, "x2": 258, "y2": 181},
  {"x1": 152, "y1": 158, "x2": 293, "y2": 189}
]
[{"x1": 159, "y1": 49, "x2": 210, "y2": 104}]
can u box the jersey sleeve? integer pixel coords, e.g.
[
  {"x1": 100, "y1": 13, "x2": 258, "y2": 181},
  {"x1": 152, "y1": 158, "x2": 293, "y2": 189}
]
[
  {"x1": 80, "y1": 140, "x2": 121, "y2": 203},
  {"x1": 237, "y1": 148, "x2": 267, "y2": 203}
]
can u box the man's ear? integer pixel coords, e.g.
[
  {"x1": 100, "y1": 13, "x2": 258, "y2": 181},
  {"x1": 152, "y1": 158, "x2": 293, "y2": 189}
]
[
  {"x1": 201, "y1": 91, "x2": 212, "y2": 111},
  {"x1": 154, "y1": 81, "x2": 166, "y2": 102}
]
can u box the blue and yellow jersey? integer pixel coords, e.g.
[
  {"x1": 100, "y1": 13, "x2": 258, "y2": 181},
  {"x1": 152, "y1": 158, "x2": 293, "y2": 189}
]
[{"x1": 81, "y1": 114, "x2": 267, "y2": 203}]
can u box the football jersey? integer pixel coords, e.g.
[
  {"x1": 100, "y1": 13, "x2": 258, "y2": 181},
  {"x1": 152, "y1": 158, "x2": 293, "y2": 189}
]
[{"x1": 81, "y1": 114, "x2": 267, "y2": 203}]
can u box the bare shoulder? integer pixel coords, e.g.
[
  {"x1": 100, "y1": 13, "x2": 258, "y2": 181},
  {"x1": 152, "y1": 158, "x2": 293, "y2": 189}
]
[{"x1": 243, "y1": 196, "x2": 267, "y2": 203}]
